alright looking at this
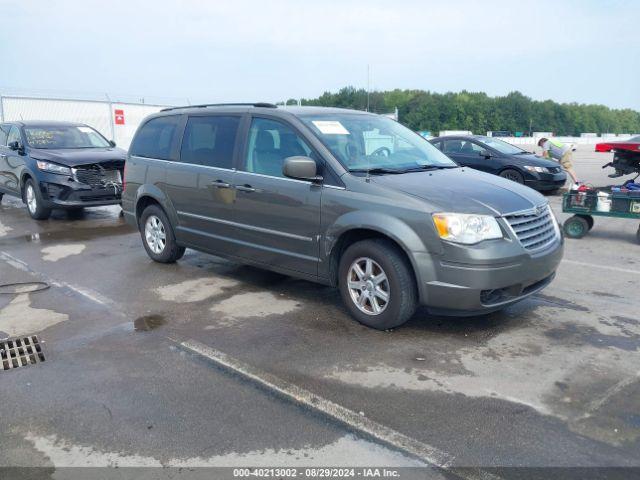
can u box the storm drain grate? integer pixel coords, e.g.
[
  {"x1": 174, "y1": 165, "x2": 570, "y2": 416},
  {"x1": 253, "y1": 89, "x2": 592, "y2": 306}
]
[{"x1": 0, "y1": 336, "x2": 45, "y2": 371}]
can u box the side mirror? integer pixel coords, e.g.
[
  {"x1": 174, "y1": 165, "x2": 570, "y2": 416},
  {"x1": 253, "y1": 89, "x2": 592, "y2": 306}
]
[
  {"x1": 282, "y1": 156, "x2": 322, "y2": 182},
  {"x1": 479, "y1": 149, "x2": 492, "y2": 158},
  {"x1": 109, "y1": 140, "x2": 117, "y2": 147},
  {"x1": 8, "y1": 141, "x2": 20, "y2": 151},
  {"x1": 283, "y1": 156, "x2": 322, "y2": 182}
]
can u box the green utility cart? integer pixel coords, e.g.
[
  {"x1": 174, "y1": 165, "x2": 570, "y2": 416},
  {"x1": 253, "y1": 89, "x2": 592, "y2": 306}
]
[{"x1": 562, "y1": 190, "x2": 640, "y2": 243}]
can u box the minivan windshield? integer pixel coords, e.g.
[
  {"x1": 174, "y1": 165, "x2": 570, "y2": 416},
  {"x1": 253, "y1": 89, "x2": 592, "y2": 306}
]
[
  {"x1": 24, "y1": 125, "x2": 111, "y2": 149},
  {"x1": 300, "y1": 114, "x2": 457, "y2": 173},
  {"x1": 480, "y1": 137, "x2": 528, "y2": 155}
]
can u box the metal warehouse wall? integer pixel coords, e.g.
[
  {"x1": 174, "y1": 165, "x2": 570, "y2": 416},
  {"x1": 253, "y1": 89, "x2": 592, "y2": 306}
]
[{"x1": 0, "y1": 96, "x2": 167, "y2": 150}]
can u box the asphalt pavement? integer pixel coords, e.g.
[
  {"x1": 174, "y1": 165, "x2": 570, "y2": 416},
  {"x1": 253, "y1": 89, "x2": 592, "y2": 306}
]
[{"x1": 0, "y1": 146, "x2": 638, "y2": 479}]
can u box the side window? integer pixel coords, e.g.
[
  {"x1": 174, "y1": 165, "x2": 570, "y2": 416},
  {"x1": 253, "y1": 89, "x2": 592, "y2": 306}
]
[
  {"x1": 0, "y1": 125, "x2": 9, "y2": 146},
  {"x1": 244, "y1": 118, "x2": 314, "y2": 178},
  {"x1": 180, "y1": 116, "x2": 240, "y2": 168},
  {"x1": 443, "y1": 140, "x2": 463, "y2": 154},
  {"x1": 433, "y1": 141, "x2": 443, "y2": 151},
  {"x1": 460, "y1": 141, "x2": 485, "y2": 155},
  {"x1": 130, "y1": 116, "x2": 179, "y2": 160},
  {"x1": 7, "y1": 126, "x2": 21, "y2": 146}
]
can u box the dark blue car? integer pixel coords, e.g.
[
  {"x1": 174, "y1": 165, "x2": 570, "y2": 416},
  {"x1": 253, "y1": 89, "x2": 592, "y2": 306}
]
[
  {"x1": 430, "y1": 135, "x2": 567, "y2": 192},
  {"x1": 0, "y1": 121, "x2": 126, "y2": 219}
]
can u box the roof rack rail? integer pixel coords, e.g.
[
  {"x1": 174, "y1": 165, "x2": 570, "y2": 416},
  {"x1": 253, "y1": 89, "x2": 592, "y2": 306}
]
[{"x1": 161, "y1": 102, "x2": 277, "y2": 112}]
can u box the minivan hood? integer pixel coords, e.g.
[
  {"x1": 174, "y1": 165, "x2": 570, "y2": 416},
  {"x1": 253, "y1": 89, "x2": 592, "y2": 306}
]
[
  {"x1": 29, "y1": 147, "x2": 126, "y2": 167},
  {"x1": 371, "y1": 167, "x2": 546, "y2": 215}
]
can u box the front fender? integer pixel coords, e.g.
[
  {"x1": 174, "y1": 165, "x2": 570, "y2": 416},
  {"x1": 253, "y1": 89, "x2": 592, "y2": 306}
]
[{"x1": 324, "y1": 210, "x2": 430, "y2": 258}]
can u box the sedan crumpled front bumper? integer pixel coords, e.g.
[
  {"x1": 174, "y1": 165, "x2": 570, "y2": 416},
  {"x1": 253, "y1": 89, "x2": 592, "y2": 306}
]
[{"x1": 36, "y1": 169, "x2": 123, "y2": 208}]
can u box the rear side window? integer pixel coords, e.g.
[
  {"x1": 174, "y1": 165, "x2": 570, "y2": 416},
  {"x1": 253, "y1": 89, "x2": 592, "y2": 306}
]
[
  {"x1": 0, "y1": 125, "x2": 9, "y2": 146},
  {"x1": 130, "y1": 116, "x2": 179, "y2": 160},
  {"x1": 180, "y1": 116, "x2": 240, "y2": 169}
]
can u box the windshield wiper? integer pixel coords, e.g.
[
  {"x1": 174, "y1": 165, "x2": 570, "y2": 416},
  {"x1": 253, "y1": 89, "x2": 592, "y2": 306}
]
[
  {"x1": 348, "y1": 167, "x2": 406, "y2": 175},
  {"x1": 400, "y1": 165, "x2": 458, "y2": 172}
]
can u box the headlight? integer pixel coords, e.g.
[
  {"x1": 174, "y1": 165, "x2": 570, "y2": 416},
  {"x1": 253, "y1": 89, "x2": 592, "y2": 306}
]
[
  {"x1": 524, "y1": 165, "x2": 549, "y2": 173},
  {"x1": 432, "y1": 213, "x2": 503, "y2": 244},
  {"x1": 36, "y1": 160, "x2": 72, "y2": 176}
]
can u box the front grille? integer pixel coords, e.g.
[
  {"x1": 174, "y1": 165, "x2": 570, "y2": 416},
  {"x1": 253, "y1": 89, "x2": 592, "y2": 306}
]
[
  {"x1": 1, "y1": 336, "x2": 45, "y2": 371},
  {"x1": 504, "y1": 206, "x2": 557, "y2": 251},
  {"x1": 74, "y1": 166, "x2": 122, "y2": 188}
]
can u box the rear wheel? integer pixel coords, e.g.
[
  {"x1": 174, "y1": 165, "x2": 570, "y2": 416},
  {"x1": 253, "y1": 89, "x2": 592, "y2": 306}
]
[
  {"x1": 0, "y1": 193, "x2": 3, "y2": 202},
  {"x1": 578, "y1": 214, "x2": 594, "y2": 230},
  {"x1": 139, "y1": 205, "x2": 185, "y2": 263},
  {"x1": 636, "y1": 225, "x2": 640, "y2": 245},
  {"x1": 24, "y1": 179, "x2": 52, "y2": 220},
  {"x1": 338, "y1": 239, "x2": 417, "y2": 330},
  {"x1": 563, "y1": 215, "x2": 589, "y2": 239},
  {"x1": 499, "y1": 169, "x2": 524, "y2": 184}
]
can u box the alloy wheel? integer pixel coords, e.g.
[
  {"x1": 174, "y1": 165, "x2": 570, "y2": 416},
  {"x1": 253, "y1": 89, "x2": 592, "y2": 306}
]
[
  {"x1": 347, "y1": 257, "x2": 390, "y2": 315},
  {"x1": 144, "y1": 215, "x2": 167, "y2": 254},
  {"x1": 26, "y1": 185, "x2": 37, "y2": 214}
]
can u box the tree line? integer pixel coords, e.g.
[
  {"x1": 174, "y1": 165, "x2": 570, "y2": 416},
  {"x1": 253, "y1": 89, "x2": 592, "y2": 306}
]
[{"x1": 285, "y1": 87, "x2": 640, "y2": 136}]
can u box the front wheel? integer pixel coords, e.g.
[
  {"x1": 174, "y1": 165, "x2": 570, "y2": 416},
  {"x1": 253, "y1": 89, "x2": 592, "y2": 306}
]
[
  {"x1": 338, "y1": 239, "x2": 417, "y2": 330},
  {"x1": 139, "y1": 205, "x2": 185, "y2": 263},
  {"x1": 499, "y1": 169, "x2": 524, "y2": 184},
  {"x1": 24, "y1": 179, "x2": 52, "y2": 220}
]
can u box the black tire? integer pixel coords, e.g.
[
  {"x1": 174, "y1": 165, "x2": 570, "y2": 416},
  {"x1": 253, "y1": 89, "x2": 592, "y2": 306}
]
[
  {"x1": 0, "y1": 193, "x2": 3, "y2": 202},
  {"x1": 636, "y1": 225, "x2": 640, "y2": 245},
  {"x1": 23, "y1": 179, "x2": 52, "y2": 220},
  {"x1": 499, "y1": 169, "x2": 525, "y2": 184},
  {"x1": 139, "y1": 204, "x2": 185, "y2": 263},
  {"x1": 338, "y1": 238, "x2": 417, "y2": 330},
  {"x1": 563, "y1": 215, "x2": 589, "y2": 239},
  {"x1": 578, "y1": 214, "x2": 594, "y2": 230}
]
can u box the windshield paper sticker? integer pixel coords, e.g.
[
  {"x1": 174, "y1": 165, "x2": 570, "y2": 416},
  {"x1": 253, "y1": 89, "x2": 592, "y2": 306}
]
[
  {"x1": 77, "y1": 127, "x2": 94, "y2": 133},
  {"x1": 312, "y1": 121, "x2": 349, "y2": 135}
]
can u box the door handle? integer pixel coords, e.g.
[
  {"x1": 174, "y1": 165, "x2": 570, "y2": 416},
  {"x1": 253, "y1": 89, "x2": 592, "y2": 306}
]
[
  {"x1": 235, "y1": 184, "x2": 256, "y2": 193},
  {"x1": 211, "y1": 179, "x2": 231, "y2": 189}
]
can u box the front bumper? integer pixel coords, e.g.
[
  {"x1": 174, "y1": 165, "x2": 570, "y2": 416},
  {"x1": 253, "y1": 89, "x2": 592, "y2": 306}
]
[
  {"x1": 36, "y1": 172, "x2": 122, "y2": 208},
  {"x1": 524, "y1": 171, "x2": 567, "y2": 191},
  {"x1": 414, "y1": 229, "x2": 564, "y2": 316}
]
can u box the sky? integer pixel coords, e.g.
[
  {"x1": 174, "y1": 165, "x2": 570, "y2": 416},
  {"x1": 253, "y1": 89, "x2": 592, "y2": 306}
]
[{"x1": 1, "y1": 0, "x2": 639, "y2": 110}]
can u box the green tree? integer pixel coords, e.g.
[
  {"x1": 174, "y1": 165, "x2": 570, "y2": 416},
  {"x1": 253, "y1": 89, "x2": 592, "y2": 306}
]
[{"x1": 299, "y1": 87, "x2": 640, "y2": 135}]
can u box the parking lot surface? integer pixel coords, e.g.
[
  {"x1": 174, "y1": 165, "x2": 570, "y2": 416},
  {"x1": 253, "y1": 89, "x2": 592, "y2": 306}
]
[{"x1": 0, "y1": 146, "x2": 639, "y2": 476}]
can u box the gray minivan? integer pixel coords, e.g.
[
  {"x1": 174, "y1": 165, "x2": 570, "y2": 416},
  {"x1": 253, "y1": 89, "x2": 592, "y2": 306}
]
[{"x1": 122, "y1": 104, "x2": 563, "y2": 330}]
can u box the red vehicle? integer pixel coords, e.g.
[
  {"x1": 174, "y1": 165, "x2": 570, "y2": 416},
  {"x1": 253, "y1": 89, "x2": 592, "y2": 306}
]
[{"x1": 595, "y1": 135, "x2": 640, "y2": 178}]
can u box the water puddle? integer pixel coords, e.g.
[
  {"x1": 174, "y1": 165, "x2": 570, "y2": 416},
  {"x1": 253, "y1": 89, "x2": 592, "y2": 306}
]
[
  {"x1": 133, "y1": 315, "x2": 167, "y2": 332},
  {"x1": 0, "y1": 224, "x2": 134, "y2": 246}
]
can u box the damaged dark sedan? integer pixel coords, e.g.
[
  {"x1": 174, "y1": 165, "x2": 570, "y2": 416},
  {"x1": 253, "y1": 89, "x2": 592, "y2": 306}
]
[{"x1": 0, "y1": 121, "x2": 125, "y2": 219}]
